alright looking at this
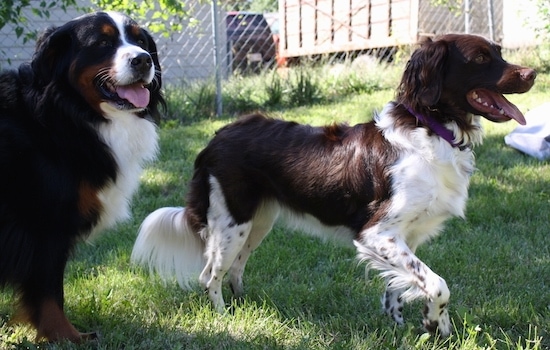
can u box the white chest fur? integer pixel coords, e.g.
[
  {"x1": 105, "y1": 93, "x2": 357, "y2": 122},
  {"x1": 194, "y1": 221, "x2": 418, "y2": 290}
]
[
  {"x1": 376, "y1": 104, "x2": 477, "y2": 250},
  {"x1": 91, "y1": 108, "x2": 158, "y2": 237}
]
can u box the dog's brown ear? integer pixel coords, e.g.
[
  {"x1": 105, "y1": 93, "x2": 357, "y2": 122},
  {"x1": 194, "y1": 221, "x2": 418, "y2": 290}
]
[{"x1": 397, "y1": 37, "x2": 449, "y2": 108}]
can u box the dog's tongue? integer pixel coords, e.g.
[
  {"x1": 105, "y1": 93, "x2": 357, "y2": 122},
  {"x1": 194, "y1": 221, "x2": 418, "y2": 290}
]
[
  {"x1": 468, "y1": 89, "x2": 526, "y2": 125},
  {"x1": 116, "y1": 83, "x2": 150, "y2": 108}
]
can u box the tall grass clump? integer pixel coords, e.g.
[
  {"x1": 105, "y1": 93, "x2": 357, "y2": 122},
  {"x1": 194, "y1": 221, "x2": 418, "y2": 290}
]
[
  {"x1": 163, "y1": 80, "x2": 217, "y2": 123},
  {"x1": 263, "y1": 71, "x2": 285, "y2": 107},
  {"x1": 284, "y1": 67, "x2": 323, "y2": 106}
]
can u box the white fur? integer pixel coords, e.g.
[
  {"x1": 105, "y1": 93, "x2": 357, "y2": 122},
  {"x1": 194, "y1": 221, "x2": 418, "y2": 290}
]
[
  {"x1": 196, "y1": 177, "x2": 253, "y2": 311},
  {"x1": 373, "y1": 104, "x2": 477, "y2": 250},
  {"x1": 89, "y1": 109, "x2": 158, "y2": 238},
  {"x1": 131, "y1": 207, "x2": 205, "y2": 288}
]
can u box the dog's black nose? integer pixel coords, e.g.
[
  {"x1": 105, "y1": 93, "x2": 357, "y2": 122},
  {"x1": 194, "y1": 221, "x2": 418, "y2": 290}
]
[{"x1": 131, "y1": 53, "x2": 153, "y2": 75}]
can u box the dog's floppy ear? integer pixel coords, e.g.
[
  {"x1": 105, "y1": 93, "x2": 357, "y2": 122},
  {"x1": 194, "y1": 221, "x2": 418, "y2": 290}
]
[
  {"x1": 398, "y1": 37, "x2": 449, "y2": 108},
  {"x1": 144, "y1": 29, "x2": 166, "y2": 123},
  {"x1": 146, "y1": 30, "x2": 162, "y2": 88},
  {"x1": 31, "y1": 24, "x2": 74, "y2": 86}
]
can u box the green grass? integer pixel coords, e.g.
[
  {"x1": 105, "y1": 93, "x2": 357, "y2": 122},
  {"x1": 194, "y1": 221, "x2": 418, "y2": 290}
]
[{"x1": 1, "y1": 68, "x2": 550, "y2": 349}]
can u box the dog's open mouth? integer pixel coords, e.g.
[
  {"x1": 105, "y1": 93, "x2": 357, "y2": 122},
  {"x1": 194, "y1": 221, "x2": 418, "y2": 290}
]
[
  {"x1": 98, "y1": 79, "x2": 150, "y2": 110},
  {"x1": 466, "y1": 89, "x2": 526, "y2": 125}
]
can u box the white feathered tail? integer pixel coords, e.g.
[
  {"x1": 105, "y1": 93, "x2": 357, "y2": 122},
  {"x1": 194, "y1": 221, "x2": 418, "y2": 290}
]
[{"x1": 131, "y1": 207, "x2": 206, "y2": 289}]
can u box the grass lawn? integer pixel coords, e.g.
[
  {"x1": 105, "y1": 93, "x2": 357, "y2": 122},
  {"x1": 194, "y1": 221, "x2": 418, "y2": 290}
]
[{"x1": 1, "y1": 77, "x2": 550, "y2": 349}]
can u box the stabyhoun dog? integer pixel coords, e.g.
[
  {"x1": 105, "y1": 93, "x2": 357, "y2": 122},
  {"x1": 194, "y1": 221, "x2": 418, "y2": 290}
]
[
  {"x1": 0, "y1": 12, "x2": 164, "y2": 342},
  {"x1": 132, "y1": 34, "x2": 535, "y2": 336}
]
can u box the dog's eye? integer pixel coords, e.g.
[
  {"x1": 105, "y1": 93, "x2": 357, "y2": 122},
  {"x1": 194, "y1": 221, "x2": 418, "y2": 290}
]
[
  {"x1": 474, "y1": 54, "x2": 488, "y2": 64},
  {"x1": 134, "y1": 36, "x2": 149, "y2": 50},
  {"x1": 98, "y1": 39, "x2": 113, "y2": 48}
]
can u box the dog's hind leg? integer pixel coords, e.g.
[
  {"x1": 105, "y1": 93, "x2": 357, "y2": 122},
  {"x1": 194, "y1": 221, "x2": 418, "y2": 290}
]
[
  {"x1": 382, "y1": 283, "x2": 405, "y2": 325},
  {"x1": 226, "y1": 226, "x2": 266, "y2": 298},
  {"x1": 355, "y1": 230, "x2": 451, "y2": 336},
  {"x1": 228, "y1": 201, "x2": 280, "y2": 297},
  {"x1": 199, "y1": 176, "x2": 253, "y2": 312},
  {"x1": 199, "y1": 217, "x2": 253, "y2": 312}
]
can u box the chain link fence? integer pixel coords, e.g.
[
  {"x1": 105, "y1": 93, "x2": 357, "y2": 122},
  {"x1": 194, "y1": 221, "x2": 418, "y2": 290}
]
[{"x1": 0, "y1": 1, "x2": 541, "y2": 89}]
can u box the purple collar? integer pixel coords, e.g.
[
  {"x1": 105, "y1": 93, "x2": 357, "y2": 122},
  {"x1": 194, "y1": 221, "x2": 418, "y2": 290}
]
[{"x1": 405, "y1": 106, "x2": 458, "y2": 148}]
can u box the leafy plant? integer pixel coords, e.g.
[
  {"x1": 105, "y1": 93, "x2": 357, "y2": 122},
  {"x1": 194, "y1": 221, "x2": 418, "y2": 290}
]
[
  {"x1": 0, "y1": 0, "x2": 78, "y2": 42},
  {"x1": 534, "y1": 0, "x2": 550, "y2": 39},
  {"x1": 0, "y1": 0, "x2": 201, "y2": 43},
  {"x1": 93, "y1": 0, "x2": 198, "y2": 37}
]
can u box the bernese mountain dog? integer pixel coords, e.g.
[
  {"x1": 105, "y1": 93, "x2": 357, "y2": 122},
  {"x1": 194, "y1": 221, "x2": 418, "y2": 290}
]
[{"x1": 0, "y1": 11, "x2": 164, "y2": 343}]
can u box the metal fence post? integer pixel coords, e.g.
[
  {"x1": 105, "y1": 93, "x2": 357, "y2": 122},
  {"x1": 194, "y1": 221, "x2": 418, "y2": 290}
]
[
  {"x1": 464, "y1": 0, "x2": 471, "y2": 33},
  {"x1": 211, "y1": 0, "x2": 223, "y2": 117},
  {"x1": 487, "y1": 0, "x2": 495, "y2": 41}
]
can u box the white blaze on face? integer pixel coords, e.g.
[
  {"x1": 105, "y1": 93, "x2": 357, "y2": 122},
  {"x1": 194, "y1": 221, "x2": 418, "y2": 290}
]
[{"x1": 106, "y1": 11, "x2": 154, "y2": 109}]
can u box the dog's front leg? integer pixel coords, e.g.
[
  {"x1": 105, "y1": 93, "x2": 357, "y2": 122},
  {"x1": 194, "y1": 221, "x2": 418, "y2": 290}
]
[{"x1": 355, "y1": 230, "x2": 451, "y2": 337}]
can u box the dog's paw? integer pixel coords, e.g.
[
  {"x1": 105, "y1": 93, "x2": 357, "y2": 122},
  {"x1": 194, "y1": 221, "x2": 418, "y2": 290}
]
[{"x1": 422, "y1": 307, "x2": 451, "y2": 337}]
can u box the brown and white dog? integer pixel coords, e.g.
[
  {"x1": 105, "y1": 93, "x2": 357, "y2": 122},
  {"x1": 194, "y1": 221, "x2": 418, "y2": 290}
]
[
  {"x1": 0, "y1": 12, "x2": 163, "y2": 342},
  {"x1": 132, "y1": 34, "x2": 535, "y2": 336}
]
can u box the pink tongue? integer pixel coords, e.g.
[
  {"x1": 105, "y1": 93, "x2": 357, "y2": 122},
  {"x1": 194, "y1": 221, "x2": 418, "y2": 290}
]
[
  {"x1": 116, "y1": 84, "x2": 150, "y2": 108},
  {"x1": 468, "y1": 89, "x2": 526, "y2": 125}
]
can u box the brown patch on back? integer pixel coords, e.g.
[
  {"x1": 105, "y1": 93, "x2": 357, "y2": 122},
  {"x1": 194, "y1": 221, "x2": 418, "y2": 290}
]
[{"x1": 323, "y1": 123, "x2": 347, "y2": 142}]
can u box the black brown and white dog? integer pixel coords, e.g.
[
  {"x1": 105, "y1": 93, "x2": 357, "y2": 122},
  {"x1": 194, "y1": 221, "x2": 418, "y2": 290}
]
[
  {"x1": 0, "y1": 12, "x2": 164, "y2": 342},
  {"x1": 132, "y1": 34, "x2": 535, "y2": 336}
]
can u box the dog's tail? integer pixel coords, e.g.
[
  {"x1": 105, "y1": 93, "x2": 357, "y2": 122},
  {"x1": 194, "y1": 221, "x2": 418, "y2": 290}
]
[{"x1": 131, "y1": 207, "x2": 206, "y2": 289}]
